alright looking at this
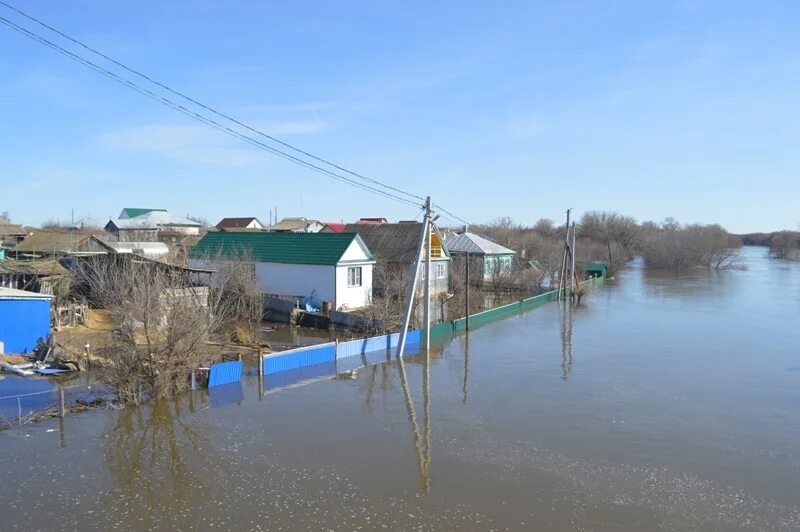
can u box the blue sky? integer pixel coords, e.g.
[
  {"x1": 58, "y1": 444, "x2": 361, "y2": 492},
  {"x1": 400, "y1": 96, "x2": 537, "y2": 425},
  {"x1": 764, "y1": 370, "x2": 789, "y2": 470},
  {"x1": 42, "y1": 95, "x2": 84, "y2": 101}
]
[{"x1": 1, "y1": 1, "x2": 798, "y2": 232}]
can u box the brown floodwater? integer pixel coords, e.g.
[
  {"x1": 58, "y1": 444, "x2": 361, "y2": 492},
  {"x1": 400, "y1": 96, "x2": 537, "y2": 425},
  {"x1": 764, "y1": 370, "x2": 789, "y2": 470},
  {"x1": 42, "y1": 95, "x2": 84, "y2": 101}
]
[{"x1": 1, "y1": 246, "x2": 798, "y2": 531}]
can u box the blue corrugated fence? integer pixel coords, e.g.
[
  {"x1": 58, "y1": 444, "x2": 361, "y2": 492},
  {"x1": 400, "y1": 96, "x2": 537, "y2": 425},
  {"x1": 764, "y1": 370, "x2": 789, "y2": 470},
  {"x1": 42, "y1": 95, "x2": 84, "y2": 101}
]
[{"x1": 208, "y1": 360, "x2": 243, "y2": 387}]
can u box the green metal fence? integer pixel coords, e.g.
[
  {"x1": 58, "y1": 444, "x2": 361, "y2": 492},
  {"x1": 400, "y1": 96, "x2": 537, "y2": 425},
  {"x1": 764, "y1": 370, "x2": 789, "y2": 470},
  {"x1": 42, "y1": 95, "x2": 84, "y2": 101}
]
[{"x1": 431, "y1": 275, "x2": 606, "y2": 339}]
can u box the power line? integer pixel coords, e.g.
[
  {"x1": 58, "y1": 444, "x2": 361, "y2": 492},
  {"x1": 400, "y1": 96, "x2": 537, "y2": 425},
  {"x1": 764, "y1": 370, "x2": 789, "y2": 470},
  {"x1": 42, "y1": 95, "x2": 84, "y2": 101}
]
[
  {"x1": 0, "y1": 13, "x2": 421, "y2": 208},
  {"x1": 0, "y1": 0, "x2": 427, "y2": 205}
]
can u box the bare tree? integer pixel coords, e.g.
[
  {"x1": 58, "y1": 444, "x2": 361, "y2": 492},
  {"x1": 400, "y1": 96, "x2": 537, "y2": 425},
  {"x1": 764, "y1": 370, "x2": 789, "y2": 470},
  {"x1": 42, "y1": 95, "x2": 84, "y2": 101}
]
[
  {"x1": 579, "y1": 211, "x2": 638, "y2": 273},
  {"x1": 79, "y1": 254, "x2": 256, "y2": 404},
  {"x1": 639, "y1": 221, "x2": 741, "y2": 270}
]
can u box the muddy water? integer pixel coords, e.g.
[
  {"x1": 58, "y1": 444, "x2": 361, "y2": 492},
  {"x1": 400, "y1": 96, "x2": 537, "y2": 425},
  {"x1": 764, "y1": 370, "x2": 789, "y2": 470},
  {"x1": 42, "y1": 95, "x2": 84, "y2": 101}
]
[{"x1": 1, "y1": 246, "x2": 799, "y2": 531}]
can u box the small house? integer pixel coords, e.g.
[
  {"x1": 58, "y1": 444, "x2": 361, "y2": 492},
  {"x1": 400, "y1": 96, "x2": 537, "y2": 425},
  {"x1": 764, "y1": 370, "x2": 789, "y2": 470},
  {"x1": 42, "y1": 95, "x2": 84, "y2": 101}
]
[
  {"x1": 12, "y1": 231, "x2": 107, "y2": 259},
  {"x1": 445, "y1": 232, "x2": 516, "y2": 281},
  {"x1": 215, "y1": 217, "x2": 265, "y2": 231},
  {"x1": 188, "y1": 231, "x2": 375, "y2": 310},
  {"x1": 320, "y1": 222, "x2": 346, "y2": 233},
  {"x1": 268, "y1": 217, "x2": 325, "y2": 233},
  {"x1": 356, "y1": 217, "x2": 388, "y2": 225},
  {"x1": 105, "y1": 209, "x2": 201, "y2": 242},
  {"x1": 0, "y1": 287, "x2": 52, "y2": 354},
  {"x1": 343, "y1": 222, "x2": 451, "y2": 294}
]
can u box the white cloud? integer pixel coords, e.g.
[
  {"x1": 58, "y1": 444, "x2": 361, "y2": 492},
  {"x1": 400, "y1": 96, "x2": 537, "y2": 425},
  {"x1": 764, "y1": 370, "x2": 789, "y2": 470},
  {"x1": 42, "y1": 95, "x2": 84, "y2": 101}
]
[{"x1": 98, "y1": 121, "x2": 324, "y2": 167}]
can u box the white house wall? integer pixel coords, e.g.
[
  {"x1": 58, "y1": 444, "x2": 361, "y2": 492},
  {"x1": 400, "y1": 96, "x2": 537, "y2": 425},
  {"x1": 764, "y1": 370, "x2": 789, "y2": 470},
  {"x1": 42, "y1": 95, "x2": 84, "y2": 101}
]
[
  {"x1": 335, "y1": 263, "x2": 373, "y2": 310},
  {"x1": 256, "y1": 263, "x2": 336, "y2": 303},
  {"x1": 339, "y1": 238, "x2": 372, "y2": 262}
]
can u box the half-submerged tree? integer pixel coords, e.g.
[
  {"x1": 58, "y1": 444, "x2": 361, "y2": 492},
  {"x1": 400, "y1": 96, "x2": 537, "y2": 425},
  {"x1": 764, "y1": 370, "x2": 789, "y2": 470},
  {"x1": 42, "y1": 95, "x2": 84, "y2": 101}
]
[{"x1": 79, "y1": 253, "x2": 260, "y2": 404}]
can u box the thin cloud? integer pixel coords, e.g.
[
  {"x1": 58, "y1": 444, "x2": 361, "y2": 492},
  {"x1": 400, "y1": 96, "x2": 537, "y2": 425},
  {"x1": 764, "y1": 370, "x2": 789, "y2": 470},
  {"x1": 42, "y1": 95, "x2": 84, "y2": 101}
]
[{"x1": 98, "y1": 121, "x2": 324, "y2": 167}]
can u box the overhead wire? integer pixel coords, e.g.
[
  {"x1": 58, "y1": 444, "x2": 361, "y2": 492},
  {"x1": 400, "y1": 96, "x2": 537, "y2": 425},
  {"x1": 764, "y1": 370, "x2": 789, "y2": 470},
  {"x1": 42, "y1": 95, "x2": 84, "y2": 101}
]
[
  {"x1": 0, "y1": 14, "x2": 420, "y2": 208},
  {"x1": 0, "y1": 2, "x2": 475, "y2": 224},
  {"x1": 0, "y1": 1, "x2": 425, "y2": 205}
]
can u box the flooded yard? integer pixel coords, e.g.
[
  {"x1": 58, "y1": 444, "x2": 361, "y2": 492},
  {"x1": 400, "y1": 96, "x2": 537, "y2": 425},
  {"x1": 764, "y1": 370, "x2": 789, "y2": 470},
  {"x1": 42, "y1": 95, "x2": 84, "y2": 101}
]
[{"x1": 1, "y1": 246, "x2": 798, "y2": 531}]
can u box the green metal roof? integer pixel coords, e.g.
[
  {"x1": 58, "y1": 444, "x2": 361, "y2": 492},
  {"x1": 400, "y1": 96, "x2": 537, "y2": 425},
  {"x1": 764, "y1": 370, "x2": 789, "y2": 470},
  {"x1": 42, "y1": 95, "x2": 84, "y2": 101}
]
[
  {"x1": 122, "y1": 208, "x2": 166, "y2": 218},
  {"x1": 578, "y1": 261, "x2": 608, "y2": 272},
  {"x1": 188, "y1": 231, "x2": 371, "y2": 266}
]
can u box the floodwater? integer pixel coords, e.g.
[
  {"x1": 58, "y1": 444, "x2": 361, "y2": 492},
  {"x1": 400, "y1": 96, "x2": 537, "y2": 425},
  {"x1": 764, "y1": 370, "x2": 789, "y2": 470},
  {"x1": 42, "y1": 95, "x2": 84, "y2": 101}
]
[{"x1": 1, "y1": 246, "x2": 799, "y2": 531}]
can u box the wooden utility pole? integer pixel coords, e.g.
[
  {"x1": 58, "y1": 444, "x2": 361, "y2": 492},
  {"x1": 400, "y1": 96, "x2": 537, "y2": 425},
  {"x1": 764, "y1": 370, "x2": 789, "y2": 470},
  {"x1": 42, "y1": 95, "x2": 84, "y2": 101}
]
[
  {"x1": 571, "y1": 220, "x2": 577, "y2": 297},
  {"x1": 396, "y1": 198, "x2": 430, "y2": 358},
  {"x1": 558, "y1": 209, "x2": 571, "y2": 300}
]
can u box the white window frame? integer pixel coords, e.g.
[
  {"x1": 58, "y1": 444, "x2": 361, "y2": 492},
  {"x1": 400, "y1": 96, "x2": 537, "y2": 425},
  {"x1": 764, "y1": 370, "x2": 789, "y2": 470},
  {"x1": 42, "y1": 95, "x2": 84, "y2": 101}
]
[
  {"x1": 436, "y1": 262, "x2": 446, "y2": 279},
  {"x1": 347, "y1": 266, "x2": 362, "y2": 287}
]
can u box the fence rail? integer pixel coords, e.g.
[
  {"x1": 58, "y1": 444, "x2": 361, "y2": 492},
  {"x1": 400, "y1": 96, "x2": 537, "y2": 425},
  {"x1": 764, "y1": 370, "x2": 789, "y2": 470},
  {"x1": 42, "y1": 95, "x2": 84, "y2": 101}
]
[{"x1": 0, "y1": 381, "x2": 109, "y2": 428}]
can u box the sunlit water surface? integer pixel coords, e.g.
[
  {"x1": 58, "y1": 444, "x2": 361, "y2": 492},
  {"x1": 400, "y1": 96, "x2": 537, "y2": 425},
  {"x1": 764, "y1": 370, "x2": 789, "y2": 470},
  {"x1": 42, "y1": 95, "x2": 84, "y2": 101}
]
[{"x1": 1, "y1": 246, "x2": 798, "y2": 531}]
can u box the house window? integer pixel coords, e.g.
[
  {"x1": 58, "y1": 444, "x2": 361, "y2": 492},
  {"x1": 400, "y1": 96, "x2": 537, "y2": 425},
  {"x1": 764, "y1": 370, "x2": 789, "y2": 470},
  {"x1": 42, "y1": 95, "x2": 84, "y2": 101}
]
[
  {"x1": 347, "y1": 266, "x2": 362, "y2": 287},
  {"x1": 436, "y1": 263, "x2": 446, "y2": 279}
]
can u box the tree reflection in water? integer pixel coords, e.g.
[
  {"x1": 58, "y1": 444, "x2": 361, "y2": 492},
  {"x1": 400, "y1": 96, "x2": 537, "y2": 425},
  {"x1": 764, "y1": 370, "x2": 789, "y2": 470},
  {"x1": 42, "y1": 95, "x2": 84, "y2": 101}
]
[{"x1": 104, "y1": 398, "x2": 211, "y2": 527}]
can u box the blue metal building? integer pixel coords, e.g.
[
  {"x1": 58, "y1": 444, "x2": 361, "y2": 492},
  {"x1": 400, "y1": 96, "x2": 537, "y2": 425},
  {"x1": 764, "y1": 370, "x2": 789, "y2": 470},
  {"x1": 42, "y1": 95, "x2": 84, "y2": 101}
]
[{"x1": 0, "y1": 287, "x2": 52, "y2": 354}]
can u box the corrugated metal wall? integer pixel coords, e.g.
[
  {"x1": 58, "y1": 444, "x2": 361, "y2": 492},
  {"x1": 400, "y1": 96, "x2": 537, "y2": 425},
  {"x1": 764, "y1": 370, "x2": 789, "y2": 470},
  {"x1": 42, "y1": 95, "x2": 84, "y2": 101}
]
[
  {"x1": 208, "y1": 360, "x2": 243, "y2": 387},
  {"x1": 0, "y1": 298, "x2": 51, "y2": 354},
  {"x1": 263, "y1": 342, "x2": 337, "y2": 376},
  {"x1": 260, "y1": 330, "x2": 422, "y2": 388}
]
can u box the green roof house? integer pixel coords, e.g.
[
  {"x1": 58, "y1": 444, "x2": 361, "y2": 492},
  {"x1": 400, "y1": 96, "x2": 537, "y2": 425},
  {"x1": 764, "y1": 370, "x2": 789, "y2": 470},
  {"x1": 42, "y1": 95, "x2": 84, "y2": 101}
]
[
  {"x1": 119, "y1": 208, "x2": 167, "y2": 219},
  {"x1": 189, "y1": 232, "x2": 375, "y2": 310}
]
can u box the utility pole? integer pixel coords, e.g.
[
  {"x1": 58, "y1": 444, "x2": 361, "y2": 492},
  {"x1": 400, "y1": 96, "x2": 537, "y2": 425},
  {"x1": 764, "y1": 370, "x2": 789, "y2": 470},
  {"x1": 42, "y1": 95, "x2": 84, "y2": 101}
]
[
  {"x1": 396, "y1": 198, "x2": 430, "y2": 358},
  {"x1": 424, "y1": 197, "x2": 432, "y2": 352},
  {"x1": 571, "y1": 220, "x2": 577, "y2": 297},
  {"x1": 558, "y1": 209, "x2": 571, "y2": 300}
]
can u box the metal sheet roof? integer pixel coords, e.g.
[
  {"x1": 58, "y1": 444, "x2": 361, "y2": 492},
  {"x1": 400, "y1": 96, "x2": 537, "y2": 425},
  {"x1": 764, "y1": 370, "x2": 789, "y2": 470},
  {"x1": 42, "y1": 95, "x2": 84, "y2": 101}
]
[
  {"x1": 188, "y1": 231, "x2": 372, "y2": 266},
  {"x1": 445, "y1": 232, "x2": 516, "y2": 256},
  {"x1": 0, "y1": 287, "x2": 53, "y2": 299},
  {"x1": 108, "y1": 211, "x2": 200, "y2": 230},
  {"x1": 120, "y1": 208, "x2": 166, "y2": 219}
]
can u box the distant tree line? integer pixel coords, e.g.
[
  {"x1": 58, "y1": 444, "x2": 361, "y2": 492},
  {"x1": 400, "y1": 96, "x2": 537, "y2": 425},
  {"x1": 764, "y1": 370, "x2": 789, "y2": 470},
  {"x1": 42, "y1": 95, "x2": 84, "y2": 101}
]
[
  {"x1": 739, "y1": 230, "x2": 800, "y2": 260},
  {"x1": 465, "y1": 211, "x2": 744, "y2": 276}
]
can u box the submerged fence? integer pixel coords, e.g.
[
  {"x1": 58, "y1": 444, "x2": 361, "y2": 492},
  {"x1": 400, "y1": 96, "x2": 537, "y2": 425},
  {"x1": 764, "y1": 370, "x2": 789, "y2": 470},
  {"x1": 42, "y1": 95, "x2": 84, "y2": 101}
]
[
  {"x1": 260, "y1": 330, "x2": 421, "y2": 391},
  {"x1": 0, "y1": 380, "x2": 109, "y2": 428},
  {"x1": 253, "y1": 277, "x2": 606, "y2": 394},
  {"x1": 431, "y1": 276, "x2": 606, "y2": 337}
]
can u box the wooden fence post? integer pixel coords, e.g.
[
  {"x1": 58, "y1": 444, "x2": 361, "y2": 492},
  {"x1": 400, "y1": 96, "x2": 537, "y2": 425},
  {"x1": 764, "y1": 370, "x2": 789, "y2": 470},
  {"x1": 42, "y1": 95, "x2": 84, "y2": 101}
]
[{"x1": 59, "y1": 385, "x2": 65, "y2": 418}]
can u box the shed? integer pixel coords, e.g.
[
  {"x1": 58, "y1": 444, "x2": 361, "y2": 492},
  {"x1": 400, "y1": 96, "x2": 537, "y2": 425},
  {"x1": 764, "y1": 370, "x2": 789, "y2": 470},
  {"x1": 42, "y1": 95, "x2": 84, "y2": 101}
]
[
  {"x1": 0, "y1": 287, "x2": 52, "y2": 354},
  {"x1": 188, "y1": 231, "x2": 375, "y2": 310},
  {"x1": 578, "y1": 261, "x2": 608, "y2": 278}
]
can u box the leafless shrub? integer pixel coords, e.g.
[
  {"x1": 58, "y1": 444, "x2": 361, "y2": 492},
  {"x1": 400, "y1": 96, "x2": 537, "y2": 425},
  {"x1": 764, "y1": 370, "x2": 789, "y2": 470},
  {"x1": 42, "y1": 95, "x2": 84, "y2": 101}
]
[
  {"x1": 578, "y1": 211, "x2": 638, "y2": 273},
  {"x1": 770, "y1": 231, "x2": 800, "y2": 259},
  {"x1": 360, "y1": 259, "x2": 411, "y2": 333},
  {"x1": 639, "y1": 221, "x2": 741, "y2": 270},
  {"x1": 79, "y1": 252, "x2": 260, "y2": 404}
]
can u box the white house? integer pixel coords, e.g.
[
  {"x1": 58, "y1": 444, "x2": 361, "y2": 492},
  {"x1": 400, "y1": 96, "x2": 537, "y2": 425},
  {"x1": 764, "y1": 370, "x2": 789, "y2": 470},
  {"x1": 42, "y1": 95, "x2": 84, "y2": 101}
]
[
  {"x1": 268, "y1": 217, "x2": 325, "y2": 233},
  {"x1": 188, "y1": 231, "x2": 375, "y2": 310},
  {"x1": 105, "y1": 209, "x2": 201, "y2": 242},
  {"x1": 215, "y1": 217, "x2": 265, "y2": 230}
]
